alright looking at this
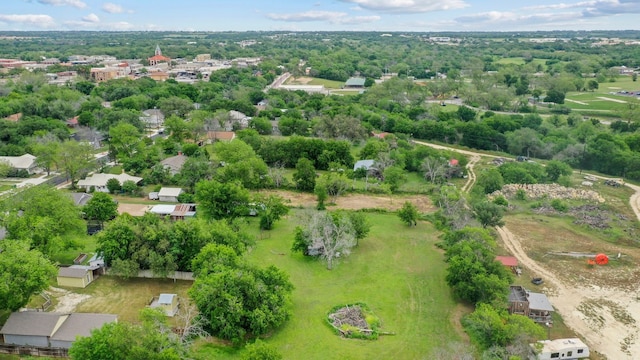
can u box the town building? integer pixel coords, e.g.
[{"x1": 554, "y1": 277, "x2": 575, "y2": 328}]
[{"x1": 148, "y1": 45, "x2": 171, "y2": 67}]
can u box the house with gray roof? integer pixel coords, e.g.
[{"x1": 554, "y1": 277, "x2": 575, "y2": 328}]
[
  {"x1": 508, "y1": 285, "x2": 554, "y2": 324},
  {"x1": 158, "y1": 187, "x2": 183, "y2": 202},
  {"x1": 0, "y1": 312, "x2": 117, "y2": 349},
  {"x1": 160, "y1": 154, "x2": 188, "y2": 175},
  {"x1": 76, "y1": 173, "x2": 143, "y2": 193},
  {"x1": 0, "y1": 154, "x2": 38, "y2": 174}
]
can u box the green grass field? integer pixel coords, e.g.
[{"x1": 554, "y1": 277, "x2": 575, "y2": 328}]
[
  {"x1": 564, "y1": 77, "x2": 640, "y2": 114},
  {"x1": 496, "y1": 57, "x2": 549, "y2": 69},
  {"x1": 285, "y1": 76, "x2": 345, "y2": 89},
  {"x1": 196, "y1": 211, "x2": 461, "y2": 359}
]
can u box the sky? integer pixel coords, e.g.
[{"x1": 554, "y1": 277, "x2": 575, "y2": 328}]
[{"x1": 1, "y1": 0, "x2": 640, "y2": 32}]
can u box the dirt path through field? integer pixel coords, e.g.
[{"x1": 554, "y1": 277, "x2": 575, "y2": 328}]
[{"x1": 416, "y1": 139, "x2": 640, "y2": 359}]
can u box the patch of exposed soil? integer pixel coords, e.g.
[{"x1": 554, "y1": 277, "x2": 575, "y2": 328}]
[
  {"x1": 47, "y1": 286, "x2": 91, "y2": 313},
  {"x1": 118, "y1": 203, "x2": 151, "y2": 216},
  {"x1": 261, "y1": 190, "x2": 434, "y2": 212}
]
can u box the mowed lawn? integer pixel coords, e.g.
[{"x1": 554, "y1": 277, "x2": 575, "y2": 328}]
[
  {"x1": 197, "y1": 211, "x2": 460, "y2": 359},
  {"x1": 72, "y1": 276, "x2": 193, "y2": 323}
]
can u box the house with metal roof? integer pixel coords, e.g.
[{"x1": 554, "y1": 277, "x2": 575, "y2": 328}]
[
  {"x1": 0, "y1": 312, "x2": 117, "y2": 349},
  {"x1": 158, "y1": 187, "x2": 183, "y2": 202},
  {"x1": 508, "y1": 285, "x2": 554, "y2": 324},
  {"x1": 344, "y1": 77, "x2": 366, "y2": 88}
]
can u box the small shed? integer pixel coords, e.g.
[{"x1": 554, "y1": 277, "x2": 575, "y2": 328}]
[
  {"x1": 158, "y1": 187, "x2": 183, "y2": 202},
  {"x1": 57, "y1": 265, "x2": 100, "y2": 288},
  {"x1": 496, "y1": 255, "x2": 519, "y2": 273},
  {"x1": 149, "y1": 293, "x2": 179, "y2": 316}
]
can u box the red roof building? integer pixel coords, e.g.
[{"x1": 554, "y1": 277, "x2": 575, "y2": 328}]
[
  {"x1": 148, "y1": 45, "x2": 170, "y2": 66},
  {"x1": 495, "y1": 256, "x2": 518, "y2": 267}
]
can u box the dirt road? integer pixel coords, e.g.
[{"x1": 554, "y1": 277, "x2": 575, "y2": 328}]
[{"x1": 416, "y1": 139, "x2": 640, "y2": 359}]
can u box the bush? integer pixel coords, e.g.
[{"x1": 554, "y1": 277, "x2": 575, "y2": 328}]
[
  {"x1": 550, "y1": 199, "x2": 568, "y2": 212},
  {"x1": 515, "y1": 189, "x2": 527, "y2": 201},
  {"x1": 557, "y1": 175, "x2": 572, "y2": 187},
  {"x1": 493, "y1": 196, "x2": 508, "y2": 207}
]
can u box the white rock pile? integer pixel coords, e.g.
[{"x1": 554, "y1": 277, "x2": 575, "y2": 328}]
[{"x1": 490, "y1": 184, "x2": 605, "y2": 203}]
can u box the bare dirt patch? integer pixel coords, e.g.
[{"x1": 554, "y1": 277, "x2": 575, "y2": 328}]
[
  {"x1": 261, "y1": 190, "x2": 434, "y2": 212},
  {"x1": 597, "y1": 96, "x2": 627, "y2": 104},
  {"x1": 500, "y1": 221, "x2": 640, "y2": 359},
  {"x1": 47, "y1": 287, "x2": 91, "y2": 313},
  {"x1": 286, "y1": 76, "x2": 313, "y2": 85},
  {"x1": 118, "y1": 203, "x2": 150, "y2": 216}
]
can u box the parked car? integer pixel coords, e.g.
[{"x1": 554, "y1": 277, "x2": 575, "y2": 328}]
[{"x1": 531, "y1": 277, "x2": 544, "y2": 285}]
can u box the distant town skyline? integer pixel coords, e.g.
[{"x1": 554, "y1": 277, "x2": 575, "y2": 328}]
[{"x1": 2, "y1": 0, "x2": 640, "y2": 32}]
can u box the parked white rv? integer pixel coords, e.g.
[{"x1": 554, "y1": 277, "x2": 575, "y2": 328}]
[{"x1": 530, "y1": 338, "x2": 589, "y2": 360}]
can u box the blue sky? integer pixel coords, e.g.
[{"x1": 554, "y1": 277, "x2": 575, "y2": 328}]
[{"x1": 2, "y1": 0, "x2": 640, "y2": 31}]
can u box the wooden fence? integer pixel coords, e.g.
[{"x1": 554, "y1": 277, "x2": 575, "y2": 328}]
[{"x1": 0, "y1": 344, "x2": 68, "y2": 357}]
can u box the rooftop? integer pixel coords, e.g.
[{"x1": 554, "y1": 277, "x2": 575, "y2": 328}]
[
  {"x1": 158, "y1": 187, "x2": 183, "y2": 197},
  {"x1": 50, "y1": 313, "x2": 118, "y2": 342},
  {"x1": 345, "y1": 77, "x2": 366, "y2": 87},
  {"x1": 496, "y1": 256, "x2": 518, "y2": 267},
  {"x1": 158, "y1": 293, "x2": 176, "y2": 305},
  {"x1": 0, "y1": 312, "x2": 62, "y2": 337}
]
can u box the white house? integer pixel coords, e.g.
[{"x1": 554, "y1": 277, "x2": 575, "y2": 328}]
[
  {"x1": 76, "y1": 173, "x2": 143, "y2": 193},
  {"x1": 158, "y1": 187, "x2": 183, "y2": 202},
  {"x1": 0, "y1": 154, "x2": 38, "y2": 174},
  {"x1": 530, "y1": 338, "x2": 589, "y2": 360}
]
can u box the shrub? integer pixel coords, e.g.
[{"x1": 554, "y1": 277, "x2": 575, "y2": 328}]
[
  {"x1": 515, "y1": 189, "x2": 527, "y2": 201},
  {"x1": 493, "y1": 196, "x2": 508, "y2": 207},
  {"x1": 557, "y1": 175, "x2": 572, "y2": 187},
  {"x1": 550, "y1": 199, "x2": 568, "y2": 212}
]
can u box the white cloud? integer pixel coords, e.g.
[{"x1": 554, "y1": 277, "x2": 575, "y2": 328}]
[
  {"x1": 63, "y1": 20, "x2": 133, "y2": 30},
  {"x1": 522, "y1": 0, "x2": 640, "y2": 17},
  {"x1": 266, "y1": 10, "x2": 380, "y2": 25},
  {"x1": 267, "y1": 11, "x2": 347, "y2": 22},
  {"x1": 335, "y1": 15, "x2": 381, "y2": 24},
  {"x1": 455, "y1": 10, "x2": 581, "y2": 26},
  {"x1": 102, "y1": 2, "x2": 127, "y2": 14},
  {"x1": 339, "y1": 0, "x2": 469, "y2": 13},
  {"x1": 81, "y1": 13, "x2": 100, "y2": 23},
  {"x1": 0, "y1": 14, "x2": 55, "y2": 27},
  {"x1": 37, "y1": 0, "x2": 86, "y2": 8}
]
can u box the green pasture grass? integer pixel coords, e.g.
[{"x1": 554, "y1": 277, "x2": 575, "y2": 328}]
[
  {"x1": 496, "y1": 57, "x2": 548, "y2": 68},
  {"x1": 307, "y1": 78, "x2": 345, "y2": 89},
  {"x1": 285, "y1": 76, "x2": 344, "y2": 89},
  {"x1": 196, "y1": 211, "x2": 460, "y2": 359},
  {"x1": 599, "y1": 76, "x2": 640, "y2": 92},
  {"x1": 564, "y1": 91, "x2": 639, "y2": 112}
]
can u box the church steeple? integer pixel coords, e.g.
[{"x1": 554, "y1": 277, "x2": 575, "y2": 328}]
[{"x1": 155, "y1": 44, "x2": 162, "y2": 56}]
